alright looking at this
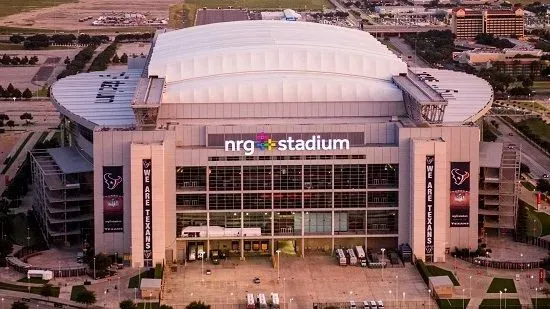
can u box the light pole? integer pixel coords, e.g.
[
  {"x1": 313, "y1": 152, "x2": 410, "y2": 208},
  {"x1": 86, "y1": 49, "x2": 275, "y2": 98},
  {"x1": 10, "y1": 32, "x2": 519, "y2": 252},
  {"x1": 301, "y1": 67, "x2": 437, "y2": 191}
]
[
  {"x1": 381, "y1": 248, "x2": 385, "y2": 281},
  {"x1": 117, "y1": 276, "x2": 120, "y2": 303},
  {"x1": 486, "y1": 251, "x2": 490, "y2": 275},
  {"x1": 276, "y1": 249, "x2": 281, "y2": 282},
  {"x1": 103, "y1": 289, "x2": 107, "y2": 309},
  {"x1": 389, "y1": 290, "x2": 392, "y2": 306},
  {"x1": 469, "y1": 275, "x2": 472, "y2": 299},
  {"x1": 462, "y1": 288, "x2": 465, "y2": 309},
  {"x1": 428, "y1": 289, "x2": 431, "y2": 309},
  {"x1": 499, "y1": 291, "x2": 502, "y2": 309},
  {"x1": 535, "y1": 287, "x2": 538, "y2": 309},
  {"x1": 504, "y1": 288, "x2": 507, "y2": 309},
  {"x1": 93, "y1": 257, "x2": 96, "y2": 280},
  {"x1": 199, "y1": 252, "x2": 204, "y2": 282},
  {"x1": 395, "y1": 275, "x2": 399, "y2": 304},
  {"x1": 521, "y1": 253, "x2": 524, "y2": 274},
  {"x1": 402, "y1": 292, "x2": 405, "y2": 308},
  {"x1": 134, "y1": 288, "x2": 137, "y2": 301},
  {"x1": 284, "y1": 278, "x2": 287, "y2": 309},
  {"x1": 2, "y1": 297, "x2": 4, "y2": 309}
]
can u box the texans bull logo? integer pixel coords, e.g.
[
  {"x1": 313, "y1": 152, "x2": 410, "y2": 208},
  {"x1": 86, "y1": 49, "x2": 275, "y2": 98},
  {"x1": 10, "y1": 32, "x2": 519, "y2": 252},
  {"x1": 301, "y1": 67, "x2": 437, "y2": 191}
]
[
  {"x1": 104, "y1": 173, "x2": 123, "y2": 190},
  {"x1": 451, "y1": 168, "x2": 470, "y2": 186}
]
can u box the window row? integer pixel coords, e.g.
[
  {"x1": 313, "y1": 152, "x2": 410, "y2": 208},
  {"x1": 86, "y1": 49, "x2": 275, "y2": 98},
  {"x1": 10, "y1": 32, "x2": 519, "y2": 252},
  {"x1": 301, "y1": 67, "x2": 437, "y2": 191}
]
[
  {"x1": 176, "y1": 191, "x2": 398, "y2": 210},
  {"x1": 176, "y1": 210, "x2": 398, "y2": 236},
  {"x1": 176, "y1": 164, "x2": 398, "y2": 191}
]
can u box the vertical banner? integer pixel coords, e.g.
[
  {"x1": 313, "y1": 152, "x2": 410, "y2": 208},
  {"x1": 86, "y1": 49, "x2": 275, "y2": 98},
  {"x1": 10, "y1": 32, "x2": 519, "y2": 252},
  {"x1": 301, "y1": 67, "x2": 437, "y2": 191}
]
[
  {"x1": 539, "y1": 268, "x2": 545, "y2": 284},
  {"x1": 103, "y1": 166, "x2": 124, "y2": 233},
  {"x1": 450, "y1": 162, "x2": 471, "y2": 227},
  {"x1": 425, "y1": 156, "x2": 435, "y2": 255},
  {"x1": 537, "y1": 192, "x2": 542, "y2": 210},
  {"x1": 142, "y1": 159, "x2": 153, "y2": 267}
]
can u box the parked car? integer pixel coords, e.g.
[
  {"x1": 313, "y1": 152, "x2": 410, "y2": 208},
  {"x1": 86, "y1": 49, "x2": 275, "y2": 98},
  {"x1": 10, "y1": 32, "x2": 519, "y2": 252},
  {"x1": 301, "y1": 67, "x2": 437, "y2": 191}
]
[{"x1": 253, "y1": 277, "x2": 261, "y2": 284}]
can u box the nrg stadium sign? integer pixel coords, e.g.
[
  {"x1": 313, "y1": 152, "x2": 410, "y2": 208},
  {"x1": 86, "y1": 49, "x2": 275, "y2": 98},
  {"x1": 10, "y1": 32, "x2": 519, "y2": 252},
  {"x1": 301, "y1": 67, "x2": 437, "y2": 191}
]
[{"x1": 225, "y1": 132, "x2": 350, "y2": 156}]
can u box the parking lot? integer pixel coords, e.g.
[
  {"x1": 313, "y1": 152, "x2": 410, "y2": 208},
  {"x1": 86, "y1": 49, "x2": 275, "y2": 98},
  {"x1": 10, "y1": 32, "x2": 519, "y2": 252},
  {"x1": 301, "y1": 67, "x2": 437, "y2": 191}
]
[{"x1": 162, "y1": 255, "x2": 432, "y2": 309}]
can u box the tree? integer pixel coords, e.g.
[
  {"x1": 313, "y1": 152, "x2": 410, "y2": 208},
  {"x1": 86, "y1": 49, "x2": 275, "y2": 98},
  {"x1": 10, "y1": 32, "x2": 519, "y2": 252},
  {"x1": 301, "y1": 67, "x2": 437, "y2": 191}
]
[
  {"x1": 6, "y1": 83, "x2": 15, "y2": 96},
  {"x1": 112, "y1": 54, "x2": 120, "y2": 64},
  {"x1": 22, "y1": 88, "x2": 32, "y2": 100},
  {"x1": 75, "y1": 290, "x2": 96, "y2": 307},
  {"x1": 0, "y1": 114, "x2": 9, "y2": 121},
  {"x1": 6, "y1": 120, "x2": 14, "y2": 128},
  {"x1": 515, "y1": 203, "x2": 528, "y2": 239},
  {"x1": 159, "y1": 306, "x2": 173, "y2": 309},
  {"x1": 520, "y1": 163, "x2": 530, "y2": 174},
  {"x1": 185, "y1": 302, "x2": 210, "y2": 309},
  {"x1": 20, "y1": 112, "x2": 33, "y2": 124},
  {"x1": 9, "y1": 35, "x2": 25, "y2": 44},
  {"x1": 87, "y1": 253, "x2": 111, "y2": 278},
  {"x1": 12, "y1": 88, "x2": 22, "y2": 99},
  {"x1": 120, "y1": 53, "x2": 128, "y2": 64},
  {"x1": 64, "y1": 56, "x2": 71, "y2": 65},
  {"x1": 11, "y1": 301, "x2": 28, "y2": 309},
  {"x1": 522, "y1": 77, "x2": 533, "y2": 88},
  {"x1": 20, "y1": 56, "x2": 29, "y2": 65},
  {"x1": 10, "y1": 57, "x2": 20, "y2": 65},
  {"x1": 40, "y1": 283, "x2": 55, "y2": 298},
  {"x1": 119, "y1": 300, "x2": 136, "y2": 309},
  {"x1": 537, "y1": 179, "x2": 550, "y2": 194},
  {"x1": 0, "y1": 239, "x2": 13, "y2": 264},
  {"x1": 1, "y1": 54, "x2": 10, "y2": 65}
]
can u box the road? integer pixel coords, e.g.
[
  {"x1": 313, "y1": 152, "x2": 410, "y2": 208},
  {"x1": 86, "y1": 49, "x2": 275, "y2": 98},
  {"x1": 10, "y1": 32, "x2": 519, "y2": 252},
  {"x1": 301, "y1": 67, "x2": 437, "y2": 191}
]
[
  {"x1": 388, "y1": 37, "x2": 430, "y2": 68},
  {"x1": 489, "y1": 116, "x2": 550, "y2": 179}
]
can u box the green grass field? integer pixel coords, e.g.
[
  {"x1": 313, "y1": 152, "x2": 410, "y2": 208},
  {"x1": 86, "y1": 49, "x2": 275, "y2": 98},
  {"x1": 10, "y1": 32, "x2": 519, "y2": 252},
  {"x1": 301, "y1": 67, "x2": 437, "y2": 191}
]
[
  {"x1": 518, "y1": 118, "x2": 550, "y2": 144},
  {"x1": 171, "y1": 0, "x2": 333, "y2": 27},
  {"x1": 487, "y1": 278, "x2": 517, "y2": 293},
  {"x1": 532, "y1": 298, "x2": 550, "y2": 308},
  {"x1": 128, "y1": 271, "x2": 152, "y2": 289},
  {"x1": 524, "y1": 202, "x2": 550, "y2": 237},
  {"x1": 0, "y1": 0, "x2": 77, "y2": 19},
  {"x1": 0, "y1": 281, "x2": 59, "y2": 297},
  {"x1": 70, "y1": 285, "x2": 88, "y2": 301}
]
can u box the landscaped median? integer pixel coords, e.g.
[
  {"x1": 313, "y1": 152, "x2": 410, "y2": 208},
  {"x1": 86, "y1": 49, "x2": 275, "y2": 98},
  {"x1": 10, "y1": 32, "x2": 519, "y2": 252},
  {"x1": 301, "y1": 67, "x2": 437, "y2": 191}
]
[
  {"x1": 436, "y1": 298, "x2": 470, "y2": 309},
  {"x1": 486, "y1": 278, "x2": 517, "y2": 293},
  {"x1": 479, "y1": 298, "x2": 521, "y2": 309},
  {"x1": 416, "y1": 259, "x2": 460, "y2": 286},
  {"x1": 0, "y1": 280, "x2": 59, "y2": 297}
]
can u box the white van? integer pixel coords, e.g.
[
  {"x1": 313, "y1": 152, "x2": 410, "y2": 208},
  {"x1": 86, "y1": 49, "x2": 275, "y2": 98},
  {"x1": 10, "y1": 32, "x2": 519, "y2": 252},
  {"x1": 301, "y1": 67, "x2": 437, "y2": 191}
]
[
  {"x1": 258, "y1": 294, "x2": 268, "y2": 309},
  {"x1": 197, "y1": 244, "x2": 205, "y2": 259},
  {"x1": 246, "y1": 293, "x2": 255, "y2": 309},
  {"x1": 362, "y1": 301, "x2": 371, "y2": 308},
  {"x1": 370, "y1": 300, "x2": 378, "y2": 309},
  {"x1": 349, "y1": 300, "x2": 356, "y2": 309},
  {"x1": 271, "y1": 293, "x2": 280, "y2": 309},
  {"x1": 376, "y1": 300, "x2": 384, "y2": 309}
]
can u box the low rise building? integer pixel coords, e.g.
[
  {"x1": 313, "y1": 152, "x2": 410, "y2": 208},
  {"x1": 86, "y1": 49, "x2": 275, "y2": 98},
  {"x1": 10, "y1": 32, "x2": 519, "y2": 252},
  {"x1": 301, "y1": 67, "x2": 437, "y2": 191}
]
[{"x1": 453, "y1": 47, "x2": 544, "y2": 77}]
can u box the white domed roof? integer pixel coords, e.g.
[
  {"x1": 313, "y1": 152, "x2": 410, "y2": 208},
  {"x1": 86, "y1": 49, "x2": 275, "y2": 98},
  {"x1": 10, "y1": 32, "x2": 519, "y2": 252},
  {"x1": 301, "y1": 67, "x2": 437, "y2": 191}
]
[{"x1": 149, "y1": 20, "x2": 408, "y2": 104}]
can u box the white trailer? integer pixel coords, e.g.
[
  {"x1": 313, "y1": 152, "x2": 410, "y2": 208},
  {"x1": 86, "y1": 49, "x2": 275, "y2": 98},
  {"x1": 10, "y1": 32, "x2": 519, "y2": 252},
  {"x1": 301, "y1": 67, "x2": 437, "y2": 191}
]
[
  {"x1": 355, "y1": 246, "x2": 367, "y2": 267},
  {"x1": 336, "y1": 249, "x2": 347, "y2": 266},
  {"x1": 347, "y1": 248, "x2": 357, "y2": 265}
]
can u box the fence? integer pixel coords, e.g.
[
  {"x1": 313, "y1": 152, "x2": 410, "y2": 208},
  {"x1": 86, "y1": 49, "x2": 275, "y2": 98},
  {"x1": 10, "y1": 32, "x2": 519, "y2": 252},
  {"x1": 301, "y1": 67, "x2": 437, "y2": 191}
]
[
  {"x1": 514, "y1": 235, "x2": 550, "y2": 251},
  {"x1": 460, "y1": 256, "x2": 547, "y2": 270},
  {"x1": 7, "y1": 246, "x2": 87, "y2": 277},
  {"x1": 313, "y1": 300, "x2": 431, "y2": 309}
]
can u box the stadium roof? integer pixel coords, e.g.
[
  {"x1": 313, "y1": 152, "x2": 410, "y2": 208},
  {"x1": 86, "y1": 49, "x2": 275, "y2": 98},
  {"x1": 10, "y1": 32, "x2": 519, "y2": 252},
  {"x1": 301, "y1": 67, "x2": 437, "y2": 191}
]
[
  {"x1": 409, "y1": 68, "x2": 493, "y2": 123},
  {"x1": 51, "y1": 70, "x2": 141, "y2": 129},
  {"x1": 149, "y1": 20, "x2": 408, "y2": 104}
]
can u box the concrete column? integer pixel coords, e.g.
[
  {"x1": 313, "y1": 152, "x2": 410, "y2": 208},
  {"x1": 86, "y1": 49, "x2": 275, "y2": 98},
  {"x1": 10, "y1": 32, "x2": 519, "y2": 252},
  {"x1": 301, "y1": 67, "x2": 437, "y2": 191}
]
[
  {"x1": 331, "y1": 237, "x2": 335, "y2": 256},
  {"x1": 301, "y1": 238, "x2": 305, "y2": 258},
  {"x1": 240, "y1": 238, "x2": 245, "y2": 261},
  {"x1": 206, "y1": 240, "x2": 210, "y2": 259}
]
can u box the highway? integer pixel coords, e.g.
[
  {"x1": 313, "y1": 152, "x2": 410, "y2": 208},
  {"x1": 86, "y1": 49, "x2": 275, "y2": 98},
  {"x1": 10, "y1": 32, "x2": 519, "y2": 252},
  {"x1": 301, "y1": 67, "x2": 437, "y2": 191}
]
[
  {"x1": 388, "y1": 37, "x2": 431, "y2": 68},
  {"x1": 488, "y1": 116, "x2": 550, "y2": 179}
]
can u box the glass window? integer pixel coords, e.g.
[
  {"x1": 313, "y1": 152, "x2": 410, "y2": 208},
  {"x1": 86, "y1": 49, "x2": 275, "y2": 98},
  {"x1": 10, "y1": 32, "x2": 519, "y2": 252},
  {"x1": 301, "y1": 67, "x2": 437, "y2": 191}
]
[
  {"x1": 274, "y1": 211, "x2": 301, "y2": 236},
  {"x1": 367, "y1": 164, "x2": 399, "y2": 188},
  {"x1": 367, "y1": 210, "x2": 398, "y2": 234},
  {"x1": 304, "y1": 212, "x2": 331, "y2": 234},
  {"x1": 176, "y1": 194, "x2": 206, "y2": 210},
  {"x1": 334, "y1": 211, "x2": 365, "y2": 234},
  {"x1": 243, "y1": 193, "x2": 272, "y2": 209},
  {"x1": 273, "y1": 193, "x2": 302, "y2": 209},
  {"x1": 243, "y1": 166, "x2": 272, "y2": 190},
  {"x1": 368, "y1": 191, "x2": 398, "y2": 208},
  {"x1": 209, "y1": 212, "x2": 241, "y2": 228},
  {"x1": 243, "y1": 212, "x2": 271, "y2": 235},
  {"x1": 303, "y1": 192, "x2": 332, "y2": 209},
  {"x1": 209, "y1": 166, "x2": 241, "y2": 191},
  {"x1": 304, "y1": 165, "x2": 332, "y2": 190},
  {"x1": 334, "y1": 165, "x2": 366, "y2": 189},
  {"x1": 176, "y1": 167, "x2": 207, "y2": 190},
  {"x1": 273, "y1": 165, "x2": 302, "y2": 190},
  {"x1": 176, "y1": 213, "x2": 207, "y2": 236},
  {"x1": 209, "y1": 194, "x2": 241, "y2": 210},
  {"x1": 334, "y1": 192, "x2": 366, "y2": 208}
]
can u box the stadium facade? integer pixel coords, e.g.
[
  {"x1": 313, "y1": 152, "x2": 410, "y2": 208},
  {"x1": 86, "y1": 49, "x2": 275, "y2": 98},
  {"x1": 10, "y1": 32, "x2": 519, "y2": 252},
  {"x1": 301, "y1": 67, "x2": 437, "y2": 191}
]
[{"x1": 45, "y1": 21, "x2": 496, "y2": 267}]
